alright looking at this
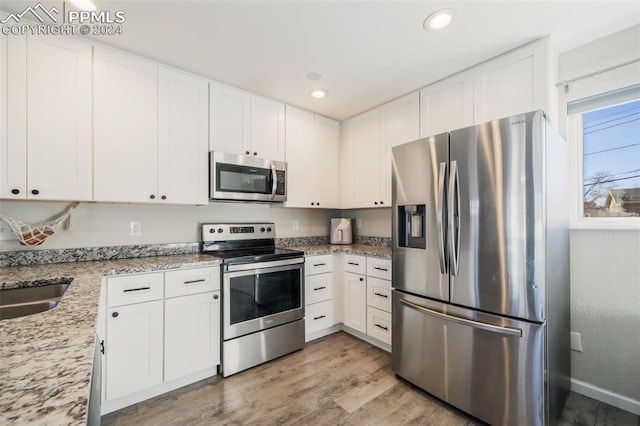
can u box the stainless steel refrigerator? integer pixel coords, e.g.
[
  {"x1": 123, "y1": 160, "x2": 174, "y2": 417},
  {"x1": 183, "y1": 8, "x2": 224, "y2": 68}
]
[{"x1": 391, "y1": 110, "x2": 570, "y2": 426}]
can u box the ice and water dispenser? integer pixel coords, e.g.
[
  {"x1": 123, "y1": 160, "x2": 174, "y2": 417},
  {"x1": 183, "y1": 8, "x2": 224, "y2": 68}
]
[{"x1": 397, "y1": 204, "x2": 426, "y2": 249}]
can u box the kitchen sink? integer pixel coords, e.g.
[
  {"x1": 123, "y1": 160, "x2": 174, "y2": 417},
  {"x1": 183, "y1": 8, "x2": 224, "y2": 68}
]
[{"x1": 0, "y1": 278, "x2": 73, "y2": 320}]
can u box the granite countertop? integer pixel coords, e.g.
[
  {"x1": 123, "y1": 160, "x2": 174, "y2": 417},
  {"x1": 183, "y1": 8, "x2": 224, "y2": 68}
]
[
  {"x1": 0, "y1": 253, "x2": 222, "y2": 425},
  {"x1": 0, "y1": 243, "x2": 389, "y2": 425},
  {"x1": 295, "y1": 244, "x2": 391, "y2": 259}
]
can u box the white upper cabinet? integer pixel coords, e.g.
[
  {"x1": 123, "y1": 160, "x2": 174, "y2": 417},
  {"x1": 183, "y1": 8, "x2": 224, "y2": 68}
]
[
  {"x1": 157, "y1": 67, "x2": 209, "y2": 205},
  {"x1": 1, "y1": 35, "x2": 92, "y2": 201},
  {"x1": 250, "y1": 95, "x2": 285, "y2": 161},
  {"x1": 93, "y1": 46, "x2": 158, "y2": 203},
  {"x1": 209, "y1": 82, "x2": 251, "y2": 155},
  {"x1": 379, "y1": 92, "x2": 420, "y2": 205},
  {"x1": 285, "y1": 106, "x2": 339, "y2": 208},
  {"x1": 209, "y1": 84, "x2": 285, "y2": 161},
  {"x1": 420, "y1": 70, "x2": 474, "y2": 137},
  {"x1": 352, "y1": 109, "x2": 381, "y2": 207},
  {"x1": 473, "y1": 38, "x2": 549, "y2": 123}
]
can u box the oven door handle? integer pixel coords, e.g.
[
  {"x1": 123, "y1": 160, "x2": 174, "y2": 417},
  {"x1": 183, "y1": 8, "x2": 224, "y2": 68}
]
[
  {"x1": 270, "y1": 164, "x2": 277, "y2": 200},
  {"x1": 225, "y1": 257, "x2": 304, "y2": 272}
]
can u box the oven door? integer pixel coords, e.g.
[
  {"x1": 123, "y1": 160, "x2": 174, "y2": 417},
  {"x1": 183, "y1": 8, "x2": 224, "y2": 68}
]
[{"x1": 223, "y1": 258, "x2": 304, "y2": 340}]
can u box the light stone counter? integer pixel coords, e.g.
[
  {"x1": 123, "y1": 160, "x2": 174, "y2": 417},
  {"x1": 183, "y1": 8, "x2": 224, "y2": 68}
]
[
  {"x1": 0, "y1": 254, "x2": 221, "y2": 426},
  {"x1": 294, "y1": 244, "x2": 391, "y2": 259}
]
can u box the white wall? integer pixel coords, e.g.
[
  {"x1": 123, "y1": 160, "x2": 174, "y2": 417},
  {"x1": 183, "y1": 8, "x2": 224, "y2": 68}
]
[
  {"x1": 341, "y1": 208, "x2": 391, "y2": 238},
  {"x1": 558, "y1": 25, "x2": 640, "y2": 411},
  {"x1": 0, "y1": 200, "x2": 338, "y2": 251}
]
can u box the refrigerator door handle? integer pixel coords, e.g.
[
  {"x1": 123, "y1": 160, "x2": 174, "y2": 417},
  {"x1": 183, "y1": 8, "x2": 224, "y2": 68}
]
[
  {"x1": 447, "y1": 160, "x2": 460, "y2": 276},
  {"x1": 437, "y1": 161, "x2": 448, "y2": 274},
  {"x1": 399, "y1": 298, "x2": 522, "y2": 337}
]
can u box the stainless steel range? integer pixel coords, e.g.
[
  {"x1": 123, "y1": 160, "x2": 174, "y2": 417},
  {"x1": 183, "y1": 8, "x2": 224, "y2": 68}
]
[{"x1": 201, "y1": 223, "x2": 305, "y2": 377}]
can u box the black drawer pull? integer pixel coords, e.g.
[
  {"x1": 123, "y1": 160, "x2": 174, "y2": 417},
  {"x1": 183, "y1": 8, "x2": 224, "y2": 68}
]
[
  {"x1": 213, "y1": 294, "x2": 219, "y2": 300},
  {"x1": 314, "y1": 315, "x2": 326, "y2": 320},
  {"x1": 123, "y1": 286, "x2": 151, "y2": 293},
  {"x1": 375, "y1": 323, "x2": 389, "y2": 331},
  {"x1": 347, "y1": 262, "x2": 359, "y2": 266},
  {"x1": 313, "y1": 263, "x2": 326, "y2": 267},
  {"x1": 359, "y1": 277, "x2": 364, "y2": 282},
  {"x1": 374, "y1": 267, "x2": 389, "y2": 272},
  {"x1": 184, "y1": 279, "x2": 206, "y2": 284},
  {"x1": 313, "y1": 286, "x2": 326, "y2": 291},
  {"x1": 374, "y1": 292, "x2": 389, "y2": 298}
]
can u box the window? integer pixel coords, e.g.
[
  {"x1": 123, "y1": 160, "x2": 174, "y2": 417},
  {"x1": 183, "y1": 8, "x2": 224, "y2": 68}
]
[{"x1": 568, "y1": 84, "x2": 640, "y2": 225}]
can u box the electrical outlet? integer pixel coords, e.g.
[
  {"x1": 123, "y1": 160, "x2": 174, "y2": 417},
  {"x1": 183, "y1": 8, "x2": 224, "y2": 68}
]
[
  {"x1": 292, "y1": 220, "x2": 299, "y2": 231},
  {"x1": 356, "y1": 218, "x2": 362, "y2": 229},
  {"x1": 130, "y1": 221, "x2": 142, "y2": 236},
  {"x1": 0, "y1": 221, "x2": 17, "y2": 241},
  {"x1": 570, "y1": 332, "x2": 583, "y2": 352}
]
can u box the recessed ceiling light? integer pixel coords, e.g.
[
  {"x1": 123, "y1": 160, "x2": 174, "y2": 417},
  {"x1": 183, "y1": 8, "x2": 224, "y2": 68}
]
[
  {"x1": 70, "y1": 0, "x2": 97, "y2": 11},
  {"x1": 309, "y1": 89, "x2": 328, "y2": 99},
  {"x1": 423, "y1": 9, "x2": 453, "y2": 31},
  {"x1": 306, "y1": 72, "x2": 322, "y2": 81}
]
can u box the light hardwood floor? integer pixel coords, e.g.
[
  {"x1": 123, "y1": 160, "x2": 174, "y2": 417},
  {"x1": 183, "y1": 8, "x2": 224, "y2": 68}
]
[{"x1": 102, "y1": 332, "x2": 639, "y2": 426}]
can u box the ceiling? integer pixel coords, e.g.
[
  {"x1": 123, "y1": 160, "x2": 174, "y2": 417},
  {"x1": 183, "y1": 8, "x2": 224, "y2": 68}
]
[{"x1": 2, "y1": 1, "x2": 639, "y2": 120}]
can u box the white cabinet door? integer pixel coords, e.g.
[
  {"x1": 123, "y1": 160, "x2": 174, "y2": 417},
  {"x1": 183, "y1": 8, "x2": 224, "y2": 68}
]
[
  {"x1": 379, "y1": 92, "x2": 420, "y2": 205},
  {"x1": 158, "y1": 67, "x2": 209, "y2": 205},
  {"x1": 473, "y1": 38, "x2": 549, "y2": 123},
  {"x1": 209, "y1": 82, "x2": 250, "y2": 155},
  {"x1": 314, "y1": 115, "x2": 340, "y2": 208},
  {"x1": 94, "y1": 47, "x2": 158, "y2": 203},
  {"x1": 250, "y1": 95, "x2": 285, "y2": 161},
  {"x1": 106, "y1": 300, "x2": 163, "y2": 400},
  {"x1": 284, "y1": 106, "x2": 315, "y2": 207},
  {"x1": 420, "y1": 70, "x2": 474, "y2": 137},
  {"x1": 0, "y1": 34, "x2": 26, "y2": 199},
  {"x1": 164, "y1": 291, "x2": 220, "y2": 381},
  {"x1": 351, "y1": 109, "x2": 381, "y2": 208},
  {"x1": 339, "y1": 118, "x2": 355, "y2": 208},
  {"x1": 343, "y1": 272, "x2": 367, "y2": 333}
]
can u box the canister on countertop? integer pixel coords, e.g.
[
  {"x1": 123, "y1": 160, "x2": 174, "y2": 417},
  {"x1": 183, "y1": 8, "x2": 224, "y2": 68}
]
[{"x1": 330, "y1": 218, "x2": 353, "y2": 245}]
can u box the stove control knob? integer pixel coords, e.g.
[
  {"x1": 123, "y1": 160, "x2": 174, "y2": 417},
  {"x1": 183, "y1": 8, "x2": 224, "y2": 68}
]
[
  {"x1": 217, "y1": 228, "x2": 223, "y2": 233},
  {"x1": 266, "y1": 227, "x2": 272, "y2": 232},
  {"x1": 260, "y1": 227, "x2": 265, "y2": 233}
]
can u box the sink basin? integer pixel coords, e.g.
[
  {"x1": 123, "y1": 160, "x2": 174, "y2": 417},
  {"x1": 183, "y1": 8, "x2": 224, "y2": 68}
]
[{"x1": 0, "y1": 278, "x2": 73, "y2": 320}]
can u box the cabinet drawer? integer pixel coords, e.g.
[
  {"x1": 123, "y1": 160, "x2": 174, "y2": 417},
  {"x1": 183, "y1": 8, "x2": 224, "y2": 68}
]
[
  {"x1": 305, "y1": 300, "x2": 333, "y2": 335},
  {"x1": 107, "y1": 273, "x2": 164, "y2": 307},
  {"x1": 367, "y1": 277, "x2": 391, "y2": 313},
  {"x1": 165, "y1": 266, "x2": 220, "y2": 298},
  {"x1": 367, "y1": 307, "x2": 392, "y2": 345},
  {"x1": 305, "y1": 273, "x2": 332, "y2": 305},
  {"x1": 344, "y1": 254, "x2": 366, "y2": 275},
  {"x1": 305, "y1": 254, "x2": 333, "y2": 276},
  {"x1": 367, "y1": 257, "x2": 392, "y2": 281}
]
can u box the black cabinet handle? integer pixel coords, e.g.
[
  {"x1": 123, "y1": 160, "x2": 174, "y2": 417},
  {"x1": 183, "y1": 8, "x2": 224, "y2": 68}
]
[
  {"x1": 311, "y1": 202, "x2": 315, "y2": 206},
  {"x1": 161, "y1": 195, "x2": 167, "y2": 200},
  {"x1": 100, "y1": 340, "x2": 105, "y2": 354},
  {"x1": 184, "y1": 279, "x2": 206, "y2": 284},
  {"x1": 374, "y1": 267, "x2": 388, "y2": 272},
  {"x1": 313, "y1": 263, "x2": 326, "y2": 267},
  {"x1": 375, "y1": 323, "x2": 389, "y2": 331},
  {"x1": 213, "y1": 294, "x2": 219, "y2": 300},
  {"x1": 314, "y1": 315, "x2": 326, "y2": 320},
  {"x1": 11, "y1": 189, "x2": 20, "y2": 195},
  {"x1": 380, "y1": 201, "x2": 384, "y2": 205},
  {"x1": 150, "y1": 194, "x2": 156, "y2": 200},
  {"x1": 245, "y1": 151, "x2": 250, "y2": 155},
  {"x1": 313, "y1": 286, "x2": 326, "y2": 291},
  {"x1": 112, "y1": 312, "x2": 119, "y2": 318},
  {"x1": 317, "y1": 202, "x2": 320, "y2": 206},
  {"x1": 374, "y1": 201, "x2": 378, "y2": 205},
  {"x1": 31, "y1": 189, "x2": 39, "y2": 195},
  {"x1": 359, "y1": 277, "x2": 364, "y2": 282},
  {"x1": 374, "y1": 292, "x2": 389, "y2": 298},
  {"x1": 347, "y1": 262, "x2": 359, "y2": 266},
  {"x1": 253, "y1": 152, "x2": 257, "y2": 156},
  {"x1": 123, "y1": 287, "x2": 151, "y2": 293}
]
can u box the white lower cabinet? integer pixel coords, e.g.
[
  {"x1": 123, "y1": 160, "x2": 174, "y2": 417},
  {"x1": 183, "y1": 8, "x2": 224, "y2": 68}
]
[
  {"x1": 304, "y1": 254, "x2": 336, "y2": 340},
  {"x1": 366, "y1": 307, "x2": 392, "y2": 345},
  {"x1": 306, "y1": 300, "x2": 333, "y2": 335},
  {"x1": 106, "y1": 300, "x2": 163, "y2": 400},
  {"x1": 343, "y1": 271, "x2": 367, "y2": 334},
  {"x1": 102, "y1": 265, "x2": 221, "y2": 412}
]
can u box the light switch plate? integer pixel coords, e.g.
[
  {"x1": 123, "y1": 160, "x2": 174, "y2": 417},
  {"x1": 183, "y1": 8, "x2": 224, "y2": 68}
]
[{"x1": 570, "y1": 331, "x2": 583, "y2": 352}]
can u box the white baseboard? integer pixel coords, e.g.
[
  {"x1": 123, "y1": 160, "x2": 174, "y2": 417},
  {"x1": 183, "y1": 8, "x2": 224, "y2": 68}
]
[
  {"x1": 305, "y1": 324, "x2": 341, "y2": 342},
  {"x1": 341, "y1": 324, "x2": 391, "y2": 353},
  {"x1": 571, "y1": 378, "x2": 640, "y2": 415}
]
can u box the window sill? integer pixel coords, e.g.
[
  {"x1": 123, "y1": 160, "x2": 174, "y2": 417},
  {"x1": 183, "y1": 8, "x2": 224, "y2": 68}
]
[{"x1": 570, "y1": 219, "x2": 640, "y2": 231}]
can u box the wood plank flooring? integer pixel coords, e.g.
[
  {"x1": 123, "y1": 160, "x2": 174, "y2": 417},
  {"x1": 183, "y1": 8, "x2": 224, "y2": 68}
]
[{"x1": 102, "y1": 332, "x2": 640, "y2": 426}]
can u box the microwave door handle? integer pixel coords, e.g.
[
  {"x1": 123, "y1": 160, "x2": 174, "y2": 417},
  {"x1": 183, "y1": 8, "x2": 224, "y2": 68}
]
[{"x1": 270, "y1": 164, "x2": 277, "y2": 200}]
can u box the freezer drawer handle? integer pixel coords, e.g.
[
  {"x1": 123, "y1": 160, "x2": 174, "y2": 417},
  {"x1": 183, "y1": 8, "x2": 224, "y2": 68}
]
[
  {"x1": 183, "y1": 279, "x2": 206, "y2": 285},
  {"x1": 374, "y1": 292, "x2": 388, "y2": 298},
  {"x1": 374, "y1": 323, "x2": 389, "y2": 331},
  {"x1": 373, "y1": 267, "x2": 388, "y2": 272},
  {"x1": 399, "y1": 299, "x2": 522, "y2": 337},
  {"x1": 313, "y1": 286, "x2": 326, "y2": 291}
]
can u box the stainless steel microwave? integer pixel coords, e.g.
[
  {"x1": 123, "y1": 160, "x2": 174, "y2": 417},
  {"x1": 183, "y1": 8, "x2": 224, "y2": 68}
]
[{"x1": 209, "y1": 152, "x2": 287, "y2": 202}]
